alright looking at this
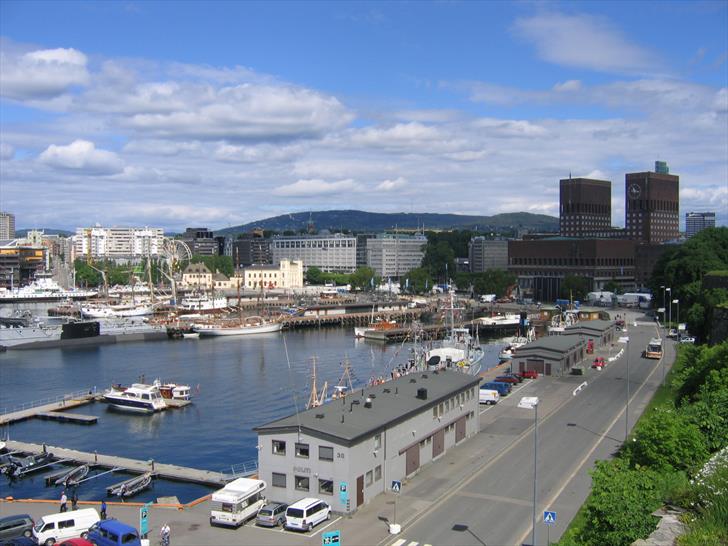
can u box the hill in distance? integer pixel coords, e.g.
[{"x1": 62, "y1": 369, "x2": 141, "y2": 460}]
[
  {"x1": 216, "y1": 210, "x2": 559, "y2": 235},
  {"x1": 15, "y1": 228, "x2": 74, "y2": 237}
]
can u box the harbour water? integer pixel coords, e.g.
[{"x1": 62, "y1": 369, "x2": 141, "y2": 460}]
[{"x1": 0, "y1": 326, "x2": 505, "y2": 503}]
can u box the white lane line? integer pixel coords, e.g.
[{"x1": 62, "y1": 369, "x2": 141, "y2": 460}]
[
  {"x1": 391, "y1": 540, "x2": 407, "y2": 546},
  {"x1": 309, "y1": 516, "x2": 342, "y2": 537}
]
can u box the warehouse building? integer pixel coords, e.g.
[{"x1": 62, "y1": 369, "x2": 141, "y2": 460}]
[
  {"x1": 255, "y1": 370, "x2": 481, "y2": 513},
  {"x1": 511, "y1": 336, "x2": 586, "y2": 377},
  {"x1": 561, "y1": 320, "x2": 617, "y2": 348}
]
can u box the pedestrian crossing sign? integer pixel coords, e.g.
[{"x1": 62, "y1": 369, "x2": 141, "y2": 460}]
[
  {"x1": 543, "y1": 511, "x2": 557, "y2": 525},
  {"x1": 391, "y1": 480, "x2": 401, "y2": 493}
]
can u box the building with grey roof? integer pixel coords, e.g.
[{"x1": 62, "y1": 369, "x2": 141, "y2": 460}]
[
  {"x1": 562, "y1": 319, "x2": 617, "y2": 347},
  {"x1": 511, "y1": 335, "x2": 586, "y2": 377},
  {"x1": 255, "y1": 370, "x2": 481, "y2": 513}
]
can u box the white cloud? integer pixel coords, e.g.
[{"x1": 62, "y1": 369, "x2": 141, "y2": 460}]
[
  {"x1": 512, "y1": 13, "x2": 661, "y2": 75},
  {"x1": 273, "y1": 178, "x2": 362, "y2": 197},
  {"x1": 0, "y1": 45, "x2": 89, "y2": 100},
  {"x1": 553, "y1": 80, "x2": 582, "y2": 92},
  {"x1": 375, "y1": 177, "x2": 408, "y2": 191},
  {"x1": 349, "y1": 122, "x2": 442, "y2": 147},
  {"x1": 214, "y1": 143, "x2": 303, "y2": 163},
  {"x1": 0, "y1": 143, "x2": 15, "y2": 160},
  {"x1": 38, "y1": 140, "x2": 124, "y2": 174}
]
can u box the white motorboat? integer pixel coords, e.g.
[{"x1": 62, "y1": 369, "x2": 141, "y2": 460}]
[
  {"x1": 353, "y1": 318, "x2": 398, "y2": 339},
  {"x1": 498, "y1": 328, "x2": 535, "y2": 361},
  {"x1": 0, "y1": 273, "x2": 97, "y2": 303},
  {"x1": 80, "y1": 303, "x2": 154, "y2": 319},
  {"x1": 103, "y1": 383, "x2": 166, "y2": 413},
  {"x1": 154, "y1": 379, "x2": 193, "y2": 400},
  {"x1": 475, "y1": 313, "x2": 521, "y2": 327},
  {"x1": 194, "y1": 316, "x2": 283, "y2": 337}
]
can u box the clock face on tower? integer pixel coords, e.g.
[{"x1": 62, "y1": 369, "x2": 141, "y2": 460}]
[{"x1": 628, "y1": 183, "x2": 642, "y2": 199}]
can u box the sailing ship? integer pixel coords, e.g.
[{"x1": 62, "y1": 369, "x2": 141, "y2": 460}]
[{"x1": 193, "y1": 315, "x2": 283, "y2": 336}]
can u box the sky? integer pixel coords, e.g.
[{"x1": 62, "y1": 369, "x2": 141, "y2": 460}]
[{"x1": 0, "y1": 0, "x2": 726, "y2": 232}]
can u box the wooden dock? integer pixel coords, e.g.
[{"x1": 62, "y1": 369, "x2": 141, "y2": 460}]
[
  {"x1": 4, "y1": 440, "x2": 229, "y2": 487},
  {"x1": 0, "y1": 393, "x2": 96, "y2": 426},
  {"x1": 35, "y1": 412, "x2": 98, "y2": 425}
]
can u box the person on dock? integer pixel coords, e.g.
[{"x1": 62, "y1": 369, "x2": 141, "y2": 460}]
[
  {"x1": 160, "y1": 523, "x2": 170, "y2": 546},
  {"x1": 71, "y1": 489, "x2": 78, "y2": 511},
  {"x1": 100, "y1": 500, "x2": 107, "y2": 520},
  {"x1": 59, "y1": 490, "x2": 67, "y2": 512}
]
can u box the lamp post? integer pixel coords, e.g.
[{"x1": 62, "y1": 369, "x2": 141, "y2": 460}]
[
  {"x1": 666, "y1": 288, "x2": 672, "y2": 329},
  {"x1": 660, "y1": 285, "x2": 666, "y2": 325},
  {"x1": 619, "y1": 335, "x2": 630, "y2": 440},
  {"x1": 673, "y1": 299, "x2": 680, "y2": 338},
  {"x1": 519, "y1": 396, "x2": 540, "y2": 546}
]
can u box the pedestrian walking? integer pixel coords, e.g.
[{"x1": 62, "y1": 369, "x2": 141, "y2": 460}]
[
  {"x1": 100, "y1": 500, "x2": 107, "y2": 520},
  {"x1": 71, "y1": 489, "x2": 79, "y2": 511},
  {"x1": 160, "y1": 523, "x2": 170, "y2": 546},
  {"x1": 60, "y1": 491, "x2": 67, "y2": 513}
]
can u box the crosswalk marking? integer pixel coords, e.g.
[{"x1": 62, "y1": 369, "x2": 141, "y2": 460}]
[{"x1": 391, "y1": 539, "x2": 432, "y2": 546}]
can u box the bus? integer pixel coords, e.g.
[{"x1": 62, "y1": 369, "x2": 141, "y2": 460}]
[{"x1": 645, "y1": 337, "x2": 663, "y2": 359}]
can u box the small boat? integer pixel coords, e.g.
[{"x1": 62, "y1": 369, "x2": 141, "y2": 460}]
[
  {"x1": 8, "y1": 453, "x2": 55, "y2": 477},
  {"x1": 109, "y1": 472, "x2": 153, "y2": 497},
  {"x1": 153, "y1": 379, "x2": 192, "y2": 400},
  {"x1": 354, "y1": 318, "x2": 398, "y2": 339},
  {"x1": 81, "y1": 303, "x2": 154, "y2": 319},
  {"x1": 182, "y1": 332, "x2": 200, "y2": 339},
  {"x1": 193, "y1": 316, "x2": 283, "y2": 337},
  {"x1": 498, "y1": 328, "x2": 535, "y2": 361},
  {"x1": 54, "y1": 464, "x2": 89, "y2": 487},
  {"x1": 179, "y1": 294, "x2": 228, "y2": 312},
  {"x1": 103, "y1": 383, "x2": 166, "y2": 413}
]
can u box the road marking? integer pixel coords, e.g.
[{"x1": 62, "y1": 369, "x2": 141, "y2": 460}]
[
  {"x1": 391, "y1": 540, "x2": 407, "y2": 546},
  {"x1": 456, "y1": 490, "x2": 533, "y2": 507},
  {"x1": 514, "y1": 323, "x2": 669, "y2": 546},
  {"x1": 479, "y1": 380, "x2": 531, "y2": 414},
  {"x1": 310, "y1": 516, "x2": 342, "y2": 537}
]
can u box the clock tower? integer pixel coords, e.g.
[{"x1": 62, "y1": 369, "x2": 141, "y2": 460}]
[{"x1": 625, "y1": 161, "x2": 679, "y2": 243}]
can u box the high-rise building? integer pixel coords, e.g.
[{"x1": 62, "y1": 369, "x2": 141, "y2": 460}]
[
  {"x1": 271, "y1": 234, "x2": 357, "y2": 273},
  {"x1": 73, "y1": 227, "x2": 164, "y2": 259},
  {"x1": 181, "y1": 227, "x2": 218, "y2": 256},
  {"x1": 0, "y1": 212, "x2": 16, "y2": 239},
  {"x1": 559, "y1": 177, "x2": 612, "y2": 237},
  {"x1": 686, "y1": 212, "x2": 716, "y2": 238},
  {"x1": 366, "y1": 233, "x2": 427, "y2": 279},
  {"x1": 468, "y1": 238, "x2": 508, "y2": 272},
  {"x1": 232, "y1": 235, "x2": 272, "y2": 267},
  {"x1": 625, "y1": 162, "x2": 679, "y2": 243}
]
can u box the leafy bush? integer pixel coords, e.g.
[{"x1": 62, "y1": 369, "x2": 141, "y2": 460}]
[
  {"x1": 628, "y1": 407, "x2": 709, "y2": 474},
  {"x1": 578, "y1": 459, "x2": 662, "y2": 546},
  {"x1": 679, "y1": 447, "x2": 728, "y2": 545},
  {"x1": 681, "y1": 369, "x2": 728, "y2": 452}
]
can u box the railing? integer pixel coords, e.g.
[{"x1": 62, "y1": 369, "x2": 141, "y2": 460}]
[
  {"x1": 225, "y1": 459, "x2": 259, "y2": 479},
  {"x1": 3, "y1": 387, "x2": 96, "y2": 415}
]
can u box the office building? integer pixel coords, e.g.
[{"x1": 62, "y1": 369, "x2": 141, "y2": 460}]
[
  {"x1": 366, "y1": 233, "x2": 427, "y2": 279},
  {"x1": 255, "y1": 370, "x2": 480, "y2": 513},
  {"x1": 181, "y1": 227, "x2": 218, "y2": 256},
  {"x1": 271, "y1": 234, "x2": 357, "y2": 273},
  {"x1": 0, "y1": 212, "x2": 16, "y2": 239},
  {"x1": 73, "y1": 227, "x2": 164, "y2": 260},
  {"x1": 356, "y1": 234, "x2": 376, "y2": 268},
  {"x1": 242, "y1": 260, "x2": 304, "y2": 290},
  {"x1": 0, "y1": 239, "x2": 46, "y2": 288},
  {"x1": 468, "y1": 238, "x2": 508, "y2": 272},
  {"x1": 625, "y1": 162, "x2": 679, "y2": 243},
  {"x1": 686, "y1": 212, "x2": 716, "y2": 238},
  {"x1": 559, "y1": 177, "x2": 612, "y2": 237},
  {"x1": 232, "y1": 235, "x2": 272, "y2": 267}
]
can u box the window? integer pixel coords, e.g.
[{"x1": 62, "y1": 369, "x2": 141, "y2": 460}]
[
  {"x1": 58, "y1": 519, "x2": 74, "y2": 529},
  {"x1": 295, "y1": 475, "x2": 310, "y2": 491},
  {"x1": 366, "y1": 470, "x2": 373, "y2": 486},
  {"x1": 319, "y1": 446, "x2": 334, "y2": 461},
  {"x1": 432, "y1": 407, "x2": 438, "y2": 419},
  {"x1": 295, "y1": 443, "x2": 309, "y2": 458},
  {"x1": 272, "y1": 440, "x2": 286, "y2": 455},
  {"x1": 272, "y1": 472, "x2": 286, "y2": 488},
  {"x1": 375, "y1": 465, "x2": 382, "y2": 481},
  {"x1": 122, "y1": 533, "x2": 139, "y2": 544},
  {"x1": 319, "y1": 479, "x2": 334, "y2": 495},
  {"x1": 374, "y1": 434, "x2": 381, "y2": 451}
]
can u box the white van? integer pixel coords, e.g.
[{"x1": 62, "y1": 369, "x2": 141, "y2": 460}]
[
  {"x1": 285, "y1": 498, "x2": 331, "y2": 532},
  {"x1": 209, "y1": 477, "x2": 266, "y2": 528},
  {"x1": 33, "y1": 508, "x2": 99, "y2": 546},
  {"x1": 479, "y1": 388, "x2": 500, "y2": 405}
]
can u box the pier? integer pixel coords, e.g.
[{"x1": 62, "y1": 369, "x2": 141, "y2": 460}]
[
  {"x1": 35, "y1": 412, "x2": 98, "y2": 425},
  {"x1": 4, "y1": 440, "x2": 230, "y2": 487},
  {"x1": 0, "y1": 391, "x2": 96, "y2": 426}
]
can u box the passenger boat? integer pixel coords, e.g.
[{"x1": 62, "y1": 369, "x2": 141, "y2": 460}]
[
  {"x1": 153, "y1": 379, "x2": 192, "y2": 400},
  {"x1": 475, "y1": 313, "x2": 521, "y2": 327},
  {"x1": 193, "y1": 315, "x2": 283, "y2": 337},
  {"x1": 103, "y1": 383, "x2": 166, "y2": 413},
  {"x1": 0, "y1": 273, "x2": 97, "y2": 303},
  {"x1": 80, "y1": 302, "x2": 154, "y2": 319},
  {"x1": 353, "y1": 318, "x2": 398, "y2": 339},
  {"x1": 109, "y1": 472, "x2": 153, "y2": 497},
  {"x1": 179, "y1": 294, "x2": 228, "y2": 312}
]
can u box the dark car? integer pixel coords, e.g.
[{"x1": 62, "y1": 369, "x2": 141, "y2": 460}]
[
  {"x1": 495, "y1": 375, "x2": 519, "y2": 385},
  {"x1": 256, "y1": 502, "x2": 288, "y2": 527},
  {"x1": 1, "y1": 537, "x2": 37, "y2": 546},
  {"x1": 503, "y1": 373, "x2": 523, "y2": 383},
  {"x1": 0, "y1": 514, "x2": 34, "y2": 541},
  {"x1": 87, "y1": 520, "x2": 141, "y2": 546}
]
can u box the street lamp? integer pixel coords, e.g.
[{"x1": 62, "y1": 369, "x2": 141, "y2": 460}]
[
  {"x1": 666, "y1": 288, "x2": 672, "y2": 328},
  {"x1": 618, "y1": 336, "x2": 630, "y2": 440},
  {"x1": 660, "y1": 285, "x2": 666, "y2": 325},
  {"x1": 519, "y1": 396, "x2": 540, "y2": 546},
  {"x1": 673, "y1": 299, "x2": 680, "y2": 337}
]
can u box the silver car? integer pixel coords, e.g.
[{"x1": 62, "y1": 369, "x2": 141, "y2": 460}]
[{"x1": 256, "y1": 502, "x2": 288, "y2": 527}]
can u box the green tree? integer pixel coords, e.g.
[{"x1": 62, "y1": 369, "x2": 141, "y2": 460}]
[
  {"x1": 404, "y1": 267, "x2": 434, "y2": 294},
  {"x1": 603, "y1": 279, "x2": 622, "y2": 294},
  {"x1": 628, "y1": 407, "x2": 709, "y2": 474},
  {"x1": 74, "y1": 260, "x2": 102, "y2": 287},
  {"x1": 578, "y1": 459, "x2": 662, "y2": 546},
  {"x1": 305, "y1": 266, "x2": 325, "y2": 284},
  {"x1": 560, "y1": 275, "x2": 590, "y2": 301},
  {"x1": 421, "y1": 240, "x2": 455, "y2": 280},
  {"x1": 349, "y1": 267, "x2": 378, "y2": 291},
  {"x1": 190, "y1": 255, "x2": 234, "y2": 277}
]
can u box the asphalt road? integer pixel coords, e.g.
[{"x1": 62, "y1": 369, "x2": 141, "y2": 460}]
[{"x1": 385, "y1": 312, "x2": 670, "y2": 546}]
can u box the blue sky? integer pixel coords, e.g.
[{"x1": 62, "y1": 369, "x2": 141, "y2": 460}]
[{"x1": 1, "y1": 1, "x2": 726, "y2": 231}]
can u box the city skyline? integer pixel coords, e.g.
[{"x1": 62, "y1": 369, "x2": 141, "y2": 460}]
[{"x1": 1, "y1": 1, "x2": 726, "y2": 232}]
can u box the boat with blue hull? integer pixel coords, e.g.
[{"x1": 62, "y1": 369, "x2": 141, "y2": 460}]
[{"x1": 103, "y1": 383, "x2": 166, "y2": 413}]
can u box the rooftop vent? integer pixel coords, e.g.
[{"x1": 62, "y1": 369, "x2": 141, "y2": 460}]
[
  {"x1": 416, "y1": 387, "x2": 428, "y2": 400},
  {"x1": 369, "y1": 394, "x2": 376, "y2": 398},
  {"x1": 364, "y1": 397, "x2": 372, "y2": 409},
  {"x1": 422, "y1": 374, "x2": 428, "y2": 379},
  {"x1": 410, "y1": 378, "x2": 417, "y2": 383},
  {"x1": 315, "y1": 413, "x2": 324, "y2": 419},
  {"x1": 349, "y1": 400, "x2": 361, "y2": 413},
  {"x1": 383, "y1": 388, "x2": 391, "y2": 393}
]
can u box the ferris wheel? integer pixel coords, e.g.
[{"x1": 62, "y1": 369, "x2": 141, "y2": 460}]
[{"x1": 160, "y1": 239, "x2": 192, "y2": 273}]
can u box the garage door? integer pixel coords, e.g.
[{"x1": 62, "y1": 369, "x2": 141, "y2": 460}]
[
  {"x1": 406, "y1": 444, "x2": 420, "y2": 476},
  {"x1": 523, "y1": 359, "x2": 545, "y2": 374},
  {"x1": 455, "y1": 416, "x2": 466, "y2": 443},
  {"x1": 433, "y1": 430, "x2": 444, "y2": 458}
]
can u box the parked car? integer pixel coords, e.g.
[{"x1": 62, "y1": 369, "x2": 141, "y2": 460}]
[
  {"x1": 667, "y1": 328, "x2": 678, "y2": 338},
  {"x1": 592, "y1": 357, "x2": 606, "y2": 369},
  {"x1": 87, "y1": 519, "x2": 141, "y2": 546},
  {"x1": 495, "y1": 375, "x2": 519, "y2": 385},
  {"x1": 1, "y1": 537, "x2": 37, "y2": 546},
  {"x1": 0, "y1": 514, "x2": 34, "y2": 541},
  {"x1": 256, "y1": 502, "x2": 288, "y2": 527},
  {"x1": 679, "y1": 336, "x2": 695, "y2": 344},
  {"x1": 33, "y1": 509, "x2": 100, "y2": 546},
  {"x1": 502, "y1": 373, "x2": 523, "y2": 383},
  {"x1": 285, "y1": 498, "x2": 331, "y2": 532},
  {"x1": 518, "y1": 370, "x2": 538, "y2": 380},
  {"x1": 479, "y1": 388, "x2": 500, "y2": 405},
  {"x1": 483, "y1": 381, "x2": 511, "y2": 396},
  {"x1": 59, "y1": 538, "x2": 95, "y2": 546}
]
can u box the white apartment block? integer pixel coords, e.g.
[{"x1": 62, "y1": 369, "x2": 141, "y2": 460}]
[
  {"x1": 73, "y1": 227, "x2": 165, "y2": 259},
  {"x1": 271, "y1": 234, "x2": 356, "y2": 273},
  {"x1": 366, "y1": 234, "x2": 426, "y2": 279}
]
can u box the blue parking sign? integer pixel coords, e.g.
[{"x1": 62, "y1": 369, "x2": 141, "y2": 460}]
[{"x1": 322, "y1": 530, "x2": 341, "y2": 545}]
